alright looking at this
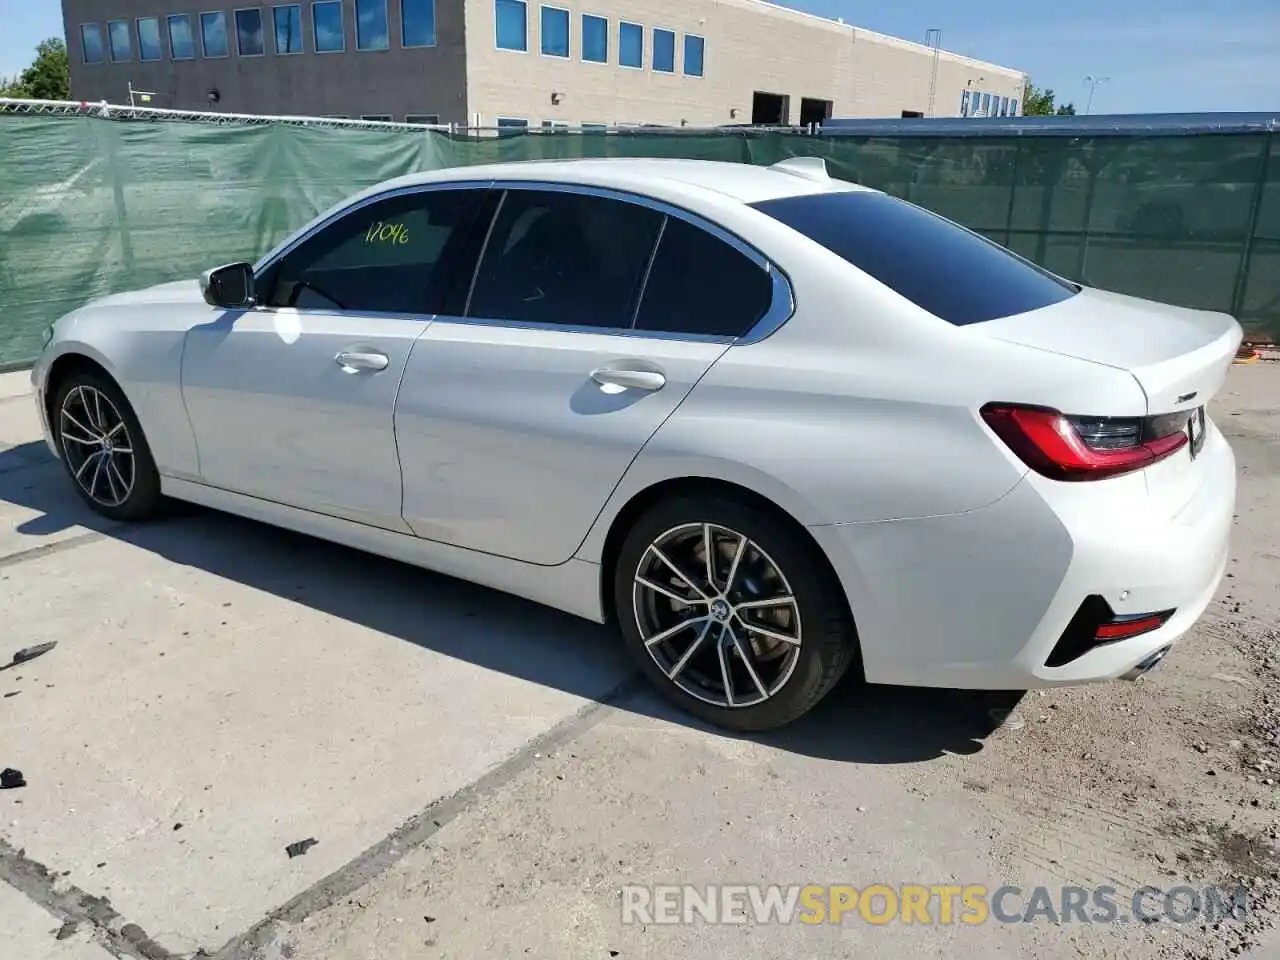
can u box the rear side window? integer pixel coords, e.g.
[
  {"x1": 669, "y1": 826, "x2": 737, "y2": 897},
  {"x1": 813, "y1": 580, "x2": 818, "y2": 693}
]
[
  {"x1": 751, "y1": 191, "x2": 1077, "y2": 326},
  {"x1": 467, "y1": 189, "x2": 663, "y2": 328},
  {"x1": 634, "y1": 216, "x2": 773, "y2": 338}
]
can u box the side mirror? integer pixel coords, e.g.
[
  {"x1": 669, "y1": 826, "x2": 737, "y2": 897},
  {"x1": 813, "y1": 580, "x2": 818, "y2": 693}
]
[{"x1": 201, "y1": 262, "x2": 255, "y2": 308}]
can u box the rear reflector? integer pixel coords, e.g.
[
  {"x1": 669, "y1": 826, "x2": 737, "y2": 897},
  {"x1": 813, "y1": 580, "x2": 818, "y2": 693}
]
[
  {"x1": 981, "y1": 403, "x2": 1189, "y2": 481},
  {"x1": 1046, "y1": 597, "x2": 1176, "y2": 667}
]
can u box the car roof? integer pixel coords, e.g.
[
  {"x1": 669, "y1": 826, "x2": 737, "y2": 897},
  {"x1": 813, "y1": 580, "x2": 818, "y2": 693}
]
[{"x1": 365, "y1": 157, "x2": 875, "y2": 207}]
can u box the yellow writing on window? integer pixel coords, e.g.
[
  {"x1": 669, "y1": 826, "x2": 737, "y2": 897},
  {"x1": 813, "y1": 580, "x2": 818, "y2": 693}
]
[{"x1": 365, "y1": 221, "x2": 410, "y2": 245}]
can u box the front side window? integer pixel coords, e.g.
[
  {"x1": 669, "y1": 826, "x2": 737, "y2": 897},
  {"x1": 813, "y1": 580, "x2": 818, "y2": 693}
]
[
  {"x1": 634, "y1": 216, "x2": 772, "y2": 337},
  {"x1": 201, "y1": 12, "x2": 230, "y2": 57},
  {"x1": 236, "y1": 9, "x2": 265, "y2": 55},
  {"x1": 540, "y1": 6, "x2": 569, "y2": 57},
  {"x1": 168, "y1": 15, "x2": 196, "y2": 59},
  {"x1": 355, "y1": 0, "x2": 389, "y2": 50},
  {"x1": 312, "y1": 0, "x2": 344, "y2": 51},
  {"x1": 261, "y1": 189, "x2": 485, "y2": 314},
  {"x1": 652, "y1": 29, "x2": 674, "y2": 72},
  {"x1": 750, "y1": 191, "x2": 1078, "y2": 326},
  {"x1": 403, "y1": 0, "x2": 437, "y2": 46},
  {"x1": 683, "y1": 34, "x2": 704, "y2": 76},
  {"x1": 468, "y1": 189, "x2": 663, "y2": 328},
  {"x1": 495, "y1": 0, "x2": 527, "y2": 51},
  {"x1": 81, "y1": 24, "x2": 105, "y2": 64},
  {"x1": 273, "y1": 5, "x2": 303, "y2": 53},
  {"x1": 581, "y1": 14, "x2": 606, "y2": 62},
  {"x1": 108, "y1": 20, "x2": 132, "y2": 61},
  {"x1": 619, "y1": 21, "x2": 642, "y2": 67},
  {"x1": 137, "y1": 17, "x2": 163, "y2": 60}
]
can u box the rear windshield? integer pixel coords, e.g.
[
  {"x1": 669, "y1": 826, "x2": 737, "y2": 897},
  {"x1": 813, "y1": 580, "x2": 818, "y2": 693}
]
[{"x1": 750, "y1": 191, "x2": 1078, "y2": 326}]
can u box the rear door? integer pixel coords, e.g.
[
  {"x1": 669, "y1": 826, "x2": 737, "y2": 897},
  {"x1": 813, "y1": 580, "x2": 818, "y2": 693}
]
[{"x1": 394, "y1": 184, "x2": 780, "y2": 564}]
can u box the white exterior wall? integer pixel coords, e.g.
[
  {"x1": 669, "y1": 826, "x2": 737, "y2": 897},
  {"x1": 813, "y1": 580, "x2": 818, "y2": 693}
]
[{"x1": 462, "y1": 0, "x2": 1024, "y2": 127}]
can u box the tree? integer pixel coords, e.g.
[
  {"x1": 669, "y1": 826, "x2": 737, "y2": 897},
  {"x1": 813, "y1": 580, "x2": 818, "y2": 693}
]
[
  {"x1": 1022, "y1": 82, "x2": 1076, "y2": 117},
  {"x1": 2, "y1": 38, "x2": 70, "y2": 101}
]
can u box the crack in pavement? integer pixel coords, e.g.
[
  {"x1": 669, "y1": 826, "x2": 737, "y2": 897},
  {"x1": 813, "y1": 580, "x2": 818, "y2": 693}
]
[
  {"x1": 208, "y1": 672, "x2": 649, "y2": 960},
  {"x1": 0, "y1": 531, "x2": 109, "y2": 570},
  {"x1": 0, "y1": 837, "x2": 174, "y2": 959}
]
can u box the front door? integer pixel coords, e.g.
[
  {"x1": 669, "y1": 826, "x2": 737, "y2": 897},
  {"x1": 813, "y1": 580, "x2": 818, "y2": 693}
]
[
  {"x1": 394, "y1": 185, "x2": 779, "y2": 564},
  {"x1": 180, "y1": 185, "x2": 489, "y2": 530}
]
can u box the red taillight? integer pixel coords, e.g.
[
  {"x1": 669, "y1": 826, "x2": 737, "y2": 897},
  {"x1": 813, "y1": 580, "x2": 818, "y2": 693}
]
[
  {"x1": 1095, "y1": 611, "x2": 1174, "y2": 640},
  {"x1": 980, "y1": 403, "x2": 1189, "y2": 482}
]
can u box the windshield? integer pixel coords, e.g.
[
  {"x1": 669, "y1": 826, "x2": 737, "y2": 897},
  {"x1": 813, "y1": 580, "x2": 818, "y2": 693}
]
[{"x1": 750, "y1": 190, "x2": 1079, "y2": 326}]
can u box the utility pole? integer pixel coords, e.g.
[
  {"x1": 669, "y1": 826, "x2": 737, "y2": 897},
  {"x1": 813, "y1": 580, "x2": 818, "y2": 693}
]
[
  {"x1": 925, "y1": 29, "x2": 942, "y2": 118},
  {"x1": 1083, "y1": 75, "x2": 1110, "y2": 115}
]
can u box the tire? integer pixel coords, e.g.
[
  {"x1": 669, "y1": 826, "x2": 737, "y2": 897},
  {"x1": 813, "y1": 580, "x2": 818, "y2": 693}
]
[
  {"x1": 614, "y1": 495, "x2": 859, "y2": 732},
  {"x1": 51, "y1": 369, "x2": 164, "y2": 522}
]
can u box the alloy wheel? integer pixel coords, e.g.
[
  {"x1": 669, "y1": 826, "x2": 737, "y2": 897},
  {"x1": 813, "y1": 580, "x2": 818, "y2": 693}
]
[
  {"x1": 632, "y1": 522, "x2": 802, "y2": 708},
  {"x1": 59, "y1": 384, "x2": 136, "y2": 509}
]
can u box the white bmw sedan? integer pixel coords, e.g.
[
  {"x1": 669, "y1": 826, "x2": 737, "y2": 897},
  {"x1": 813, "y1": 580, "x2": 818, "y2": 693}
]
[{"x1": 31, "y1": 157, "x2": 1241, "y2": 731}]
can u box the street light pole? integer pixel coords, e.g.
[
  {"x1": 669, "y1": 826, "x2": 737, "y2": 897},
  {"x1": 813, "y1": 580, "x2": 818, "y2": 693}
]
[{"x1": 1083, "y1": 75, "x2": 1110, "y2": 115}]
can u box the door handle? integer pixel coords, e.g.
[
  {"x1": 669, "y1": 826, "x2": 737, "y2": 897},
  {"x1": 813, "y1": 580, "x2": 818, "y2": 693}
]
[
  {"x1": 590, "y1": 367, "x2": 666, "y2": 392},
  {"x1": 335, "y1": 350, "x2": 390, "y2": 372}
]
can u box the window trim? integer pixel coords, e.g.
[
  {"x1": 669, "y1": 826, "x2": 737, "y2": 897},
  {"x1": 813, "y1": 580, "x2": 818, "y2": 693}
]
[
  {"x1": 166, "y1": 14, "x2": 197, "y2": 59},
  {"x1": 538, "y1": 4, "x2": 570, "y2": 59},
  {"x1": 271, "y1": 3, "x2": 305, "y2": 54},
  {"x1": 233, "y1": 7, "x2": 266, "y2": 57},
  {"x1": 682, "y1": 32, "x2": 705, "y2": 77},
  {"x1": 252, "y1": 180, "x2": 793, "y2": 342},
  {"x1": 494, "y1": 0, "x2": 529, "y2": 53},
  {"x1": 354, "y1": 0, "x2": 390, "y2": 51},
  {"x1": 80, "y1": 23, "x2": 105, "y2": 65},
  {"x1": 580, "y1": 12, "x2": 608, "y2": 64},
  {"x1": 651, "y1": 26, "x2": 676, "y2": 74},
  {"x1": 311, "y1": 0, "x2": 346, "y2": 53},
  {"x1": 618, "y1": 20, "x2": 643, "y2": 69},
  {"x1": 199, "y1": 10, "x2": 231, "y2": 58},
  {"x1": 136, "y1": 16, "x2": 164, "y2": 61},
  {"x1": 106, "y1": 19, "x2": 133, "y2": 62},
  {"x1": 401, "y1": 0, "x2": 438, "y2": 48}
]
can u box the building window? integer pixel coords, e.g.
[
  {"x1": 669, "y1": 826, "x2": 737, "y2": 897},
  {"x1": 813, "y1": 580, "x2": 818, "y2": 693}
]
[
  {"x1": 272, "y1": 5, "x2": 303, "y2": 53},
  {"x1": 495, "y1": 0, "x2": 527, "y2": 51},
  {"x1": 619, "y1": 21, "x2": 642, "y2": 68},
  {"x1": 167, "y1": 15, "x2": 196, "y2": 59},
  {"x1": 201, "y1": 12, "x2": 230, "y2": 57},
  {"x1": 312, "y1": 1, "x2": 344, "y2": 51},
  {"x1": 1010, "y1": 98, "x2": 1019, "y2": 116},
  {"x1": 107, "y1": 20, "x2": 132, "y2": 61},
  {"x1": 355, "y1": 0, "x2": 389, "y2": 50},
  {"x1": 581, "y1": 14, "x2": 606, "y2": 62},
  {"x1": 136, "y1": 17, "x2": 163, "y2": 60},
  {"x1": 1002, "y1": 96, "x2": 1011, "y2": 116},
  {"x1": 982, "y1": 92, "x2": 992, "y2": 114},
  {"x1": 236, "y1": 9, "x2": 265, "y2": 55},
  {"x1": 80, "y1": 24, "x2": 105, "y2": 64},
  {"x1": 683, "y1": 34, "x2": 704, "y2": 76},
  {"x1": 406, "y1": 114, "x2": 441, "y2": 124},
  {"x1": 581, "y1": 123, "x2": 607, "y2": 131},
  {"x1": 652, "y1": 28, "x2": 674, "y2": 72},
  {"x1": 402, "y1": 0, "x2": 437, "y2": 47},
  {"x1": 496, "y1": 117, "x2": 528, "y2": 135},
  {"x1": 362, "y1": 114, "x2": 392, "y2": 121},
  {"x1": 540, "y1": 6, "x2": 569, "y2": 57}
]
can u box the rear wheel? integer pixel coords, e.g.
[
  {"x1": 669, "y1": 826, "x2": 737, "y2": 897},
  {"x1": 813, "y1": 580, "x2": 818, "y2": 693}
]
[
  {"x1": 614, "y1": 495, "x2": 859, "y2": 731},
  {"x1": 52, "y1": 370, "x2": 163, "y2": 522}
]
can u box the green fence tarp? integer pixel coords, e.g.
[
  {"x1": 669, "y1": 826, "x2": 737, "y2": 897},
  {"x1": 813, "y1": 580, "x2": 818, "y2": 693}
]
[{"x1": 1, "y1": 113, "x2": 1276, "y2": 368}]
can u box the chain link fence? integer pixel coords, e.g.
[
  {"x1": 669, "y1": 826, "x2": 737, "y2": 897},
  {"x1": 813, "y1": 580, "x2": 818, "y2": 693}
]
[{"x1": 1, "y1": 99, "x2": 1276, "y2": 368}]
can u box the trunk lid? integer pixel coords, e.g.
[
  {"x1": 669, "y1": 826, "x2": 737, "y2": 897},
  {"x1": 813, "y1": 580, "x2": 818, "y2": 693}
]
[
  {"x1": 976, "y1": 286, "x2": 1242, "y2": 415},
  {"x1": 976, "y1": 286, "x2": 1242, "y2": 512}
]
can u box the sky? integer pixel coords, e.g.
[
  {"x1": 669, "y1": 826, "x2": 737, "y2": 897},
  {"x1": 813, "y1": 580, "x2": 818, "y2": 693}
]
[{"x1": 1, "y1": 0, "x2": 1276, "y2": 113}]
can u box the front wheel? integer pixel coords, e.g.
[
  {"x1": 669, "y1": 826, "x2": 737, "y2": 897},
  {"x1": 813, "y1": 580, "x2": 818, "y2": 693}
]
[
  {"x1": 614, "y1": 496, "x2": 859, "y2": 732},
  {"x1": 52, "y1": 370, "x2": 164, "y2": 522}
]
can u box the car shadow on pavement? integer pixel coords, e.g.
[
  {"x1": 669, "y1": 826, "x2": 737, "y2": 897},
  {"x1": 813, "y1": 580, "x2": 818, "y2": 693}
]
[{"x1": 1, "y1": 441, "x2": 1024, "y2": 764}]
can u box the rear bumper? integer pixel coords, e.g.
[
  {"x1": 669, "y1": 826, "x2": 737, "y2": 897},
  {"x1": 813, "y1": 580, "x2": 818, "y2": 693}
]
[{"x1": 811, "y1": 421, "x2": 1236, "y2": 690}]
